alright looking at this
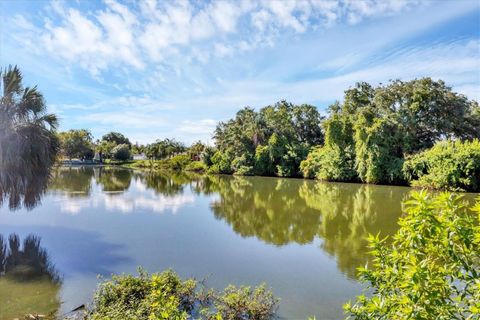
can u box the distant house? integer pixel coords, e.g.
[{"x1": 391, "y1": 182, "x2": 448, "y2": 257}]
[{"x1": 133, "y1": 153, "x2": 147, "y2": 160}]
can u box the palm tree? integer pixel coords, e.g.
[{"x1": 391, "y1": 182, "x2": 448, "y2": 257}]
[{"x1": 0, "y1": 65, "x2": 59, "y2": 209}]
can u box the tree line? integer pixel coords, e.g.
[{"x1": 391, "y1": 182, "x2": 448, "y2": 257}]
[
  {"x1": 208, "y1": 78, "x2": 480, "y2": 191},
  {"x1": 3, "y1": 64, "x2": 479, "y2": 199},
  {"x1": 55, "y1": 78, "x2": 480, "y2": 191}
]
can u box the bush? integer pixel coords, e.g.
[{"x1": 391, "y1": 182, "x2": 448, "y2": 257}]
[
  {"x1": 185, "y1": 161, "x2": 207, "y2": 173},
  {"x1": 211, "y1": 151, "x2": 234, "y2": 174},
  {"x1": 112, "y1": 144, "x2": 131, "y2": 161},
  {"x1": 88, "y1": 270, "x2": 278, "y2": 320},
  {"x1": 403, "y1": 139, "x2": 480, "y2": 192},
  {"x1": 234, "y1": 166, "x2": 254, "y2": 176},
  {"x1": 169, "y1": 154, "x2": 191, "y2": 171},
  {"x1": 345, "y1": 191, "x2": 480, "y2": 319}
]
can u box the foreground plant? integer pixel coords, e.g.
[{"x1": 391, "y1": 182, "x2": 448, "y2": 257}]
[
  {"x1": 88, "y1": 269, "x2": 278, "y2": 320},
  {"x1": 345, "y1": 191, "x2": 480, "y2": 319}
]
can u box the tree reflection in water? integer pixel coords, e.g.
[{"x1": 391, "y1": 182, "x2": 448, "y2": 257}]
[
  {"x1": 0, "y1": 233, "x2": 61, "y2": 319},
  {"x1": 48, "y1": 166, "x2": 94, "y2": 197},
  {"x1": 0, "y1": 169, "x2": 51, "y2": 210},
  {"x1": 197, "y1": 175, "x2": 408, "y2": 279},
  {"x1": 10, "y1": 166, "x2": 409, "y2": 280}
]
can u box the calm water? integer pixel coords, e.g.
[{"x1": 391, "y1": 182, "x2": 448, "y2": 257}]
[{"x1": 2, "y1": 166, "x2": 472, "y2": 319}]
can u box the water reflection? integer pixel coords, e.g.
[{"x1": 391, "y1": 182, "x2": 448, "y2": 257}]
[
  {"x1": 0, "y1": 233, "x2": 61, "y2": 319},
  {"x1": 299, "y1": 182, "x2": 407, "y2": 277},
  {"x1": 45, "y1": 168, "x2": 409, "y2": 278},
  {"x1": 0, "y1": 170, "x2": 50, "y2": 210},
  {"x1": 47, "y1": 167, "x2": 196, "y2": 214},
  {"x1": 49, "y1": 166, "x2": 132, "y2": 196},
  {"x1": 193, "y1": 175, "x2": 408, "y2": 279},
  {"x1": 49, "y1": 166, "x2": 93, "y2": 197}
]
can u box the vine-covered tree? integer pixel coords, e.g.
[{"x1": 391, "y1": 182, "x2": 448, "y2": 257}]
[{"x1": 301, "y1": 78, "x2": 480, "y2": 185}]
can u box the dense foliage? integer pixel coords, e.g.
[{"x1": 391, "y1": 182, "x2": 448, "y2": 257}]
[
  {"x1": 301, "y1": 78, "x2": 480, "y2": 185},
  {"x1": 0, "y1": 65, "x2": 59, "y2": 209},
  {"x1": 403, "y1": 139, "x2": 480, "y2": 192},
  {"x1": 300, "y1": 112, "x2": 356, "y2": 181},
  {"x1": 101, "y1": 131, "x2": 131, "y2": 146},
  {"x1": 345, "y1": 192, "x2": 480, "y2": 319},
  {"x1": 58, "y1": 129, "x2": 95, "y2": 160},
  {"x1": 88, "y1": 270, "x2": 278, "y2": 320},
  {"x1": 145, "y1": 138, "x2": 186, "y2": 160},
  {"x1": 111, "y1": 143, "x2": 131, "y2": 161},
  {"x1": 212, "y1": 101, "x2": 323, "y2": 177}
]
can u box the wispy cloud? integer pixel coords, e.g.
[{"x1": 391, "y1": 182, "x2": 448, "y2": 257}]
[{"x1": 10, "y1": 0, "x2": 421, "y2": 77}]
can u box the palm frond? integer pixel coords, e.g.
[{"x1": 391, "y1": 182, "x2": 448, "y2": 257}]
[{"x1": 2, "y1": 65, "x2": 23, "y2": 99}]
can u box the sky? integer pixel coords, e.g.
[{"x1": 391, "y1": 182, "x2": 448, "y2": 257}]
[{"x1": 1, "y1": 0, "x2": 479, "y2": 144}]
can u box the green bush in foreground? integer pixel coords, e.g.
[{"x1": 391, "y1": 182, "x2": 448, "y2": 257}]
[
  {"x1": 345, "y1": 191, "x2": 480, "y2": 319},
  {"x1": 403, "y1": 139, "x2": 480, "y2": 192},
  {"x1": 88, "y1": 270, "x2": 278, "y2": 320}
]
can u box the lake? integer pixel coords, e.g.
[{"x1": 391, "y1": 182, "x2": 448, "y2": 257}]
[{"x1": 1, "y1": 166, "x2": 474, "y2": 319}]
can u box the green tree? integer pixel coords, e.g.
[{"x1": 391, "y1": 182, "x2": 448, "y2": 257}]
[
  {"x1": 214, "y1": 101, "x2": 323, "y2": 177},
  {"x1": 101, "y1": 131, "x2": 131, "y2": 146},
  {"x1": 188, "y1": 141, "x2": 205, "y2": 161},
  {"x1": 375, "y1": 78, "x2": 480, "y2": 153},
  {"x1": 353, "y1": 110, "x2": 404, "y2": 184},
  {"x1": 131, "y1": 142, "x2": 145, "y2": 155},
  {"x1": 0, "y1": 65, "x2": 59, "y2": 209},
  {"x1": 146, "y1": 139, "x2": 186, "y2": 160},
  {"x1": 345, "y1": 191, "x2": 480, "y2": 319},
  {"x1": 112, "y1": 143, "x2": 131, "y2": 161},
  {"x1": 96, "y1": 139, "x2": 116, "y2": 160},
  {"x1": 302, "y1": 78, "x2": 480, "y2": 185},
  {"x1": 300, "y1": 111, "x2": 356, "y2": 181},
  {"x1": 58, "y1": 129, "x2": 94, "y2": 160}
]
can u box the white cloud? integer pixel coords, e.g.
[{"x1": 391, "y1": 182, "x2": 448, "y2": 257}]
[
  {"x1": 59, "y1": 179, "x2": 195, "y2": 215},
  {"x1": 214, "y1": 43, "x2": 233, "y2": 57},
  {"x1": 209, "y1": 1, "x2": 242, "y2": 33},
  {"x1": 41, "y1": 2, "x2": 143, "y2": 76},
  {"x1": 11, "y1": 0, "x2": 422, "y2": 77}
]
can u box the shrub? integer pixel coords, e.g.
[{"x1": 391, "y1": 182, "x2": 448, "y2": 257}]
[
  {"x1": 211, "y1": 151, "x2": 234, "y2": 174},
  {"x1": 403, "y1": 139, "x2": 480, "y2": 192},
  {"x1": 185, "y1": 161, "x2": 207, "y2": 173},
  {"x1": 213, "y1": 284, "x2": 278, "y2": 320},
  {"x1": 88, "y1": 270, "x2": 278, "y2": 320},
  {"x1": 345, "y1": 191, "x2": 480, "y2": 319},
  {"x1": 169, "y1": 155, "x2": 191, "y2": 171},
  {"x1": 112, "y1": 144, "x2": 131, "y2": 161},
  {"x1": 234, "y1": 166, "x2": 254, "y2": 176}
]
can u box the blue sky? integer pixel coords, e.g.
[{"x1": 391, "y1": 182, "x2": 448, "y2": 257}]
[{"x1": 1, "y1": 0, "x2": 479, "y2": 144}]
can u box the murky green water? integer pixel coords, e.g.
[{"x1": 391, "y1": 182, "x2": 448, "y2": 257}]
[{"x1": 1, "y1": 167, "x2": 474, "y2": 319}]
